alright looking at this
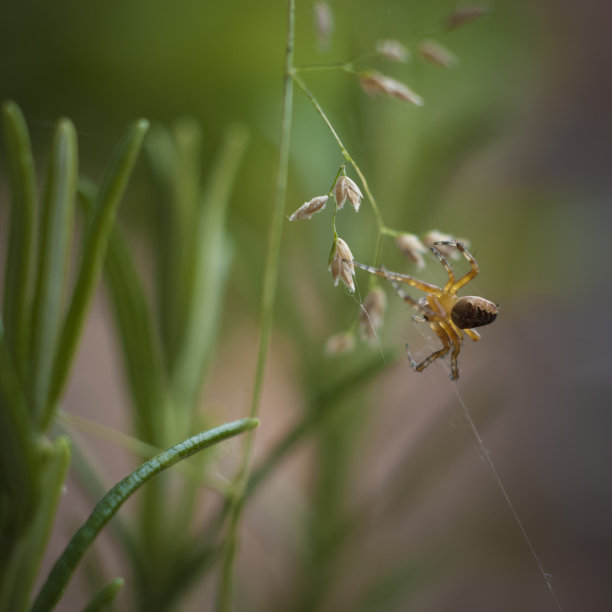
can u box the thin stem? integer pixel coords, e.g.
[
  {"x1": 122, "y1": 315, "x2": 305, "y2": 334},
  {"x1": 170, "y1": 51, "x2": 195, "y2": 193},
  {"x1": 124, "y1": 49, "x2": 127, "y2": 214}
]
[
  {"x1": 294, "y1": 62, "x2": 351, "y2": 73},
  {"x1": 292, "y1": 73, "x2": 387, "y2": 263},
  {"x1": 216, "y1": 1, "x2": 295, "y2": 610}
]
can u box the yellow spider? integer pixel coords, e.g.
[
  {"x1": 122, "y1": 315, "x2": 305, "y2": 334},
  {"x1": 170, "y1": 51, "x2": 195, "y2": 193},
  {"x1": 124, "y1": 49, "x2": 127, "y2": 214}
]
[{"x1": 354, "y1": 241, "x2": 498, "y2": 380}]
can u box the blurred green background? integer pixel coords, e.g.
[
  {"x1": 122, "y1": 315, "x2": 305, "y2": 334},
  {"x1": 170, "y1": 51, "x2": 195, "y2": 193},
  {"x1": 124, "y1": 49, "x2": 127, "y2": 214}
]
[{"x1": 2, "y1": 0, "x2": 612, "y2": 610}]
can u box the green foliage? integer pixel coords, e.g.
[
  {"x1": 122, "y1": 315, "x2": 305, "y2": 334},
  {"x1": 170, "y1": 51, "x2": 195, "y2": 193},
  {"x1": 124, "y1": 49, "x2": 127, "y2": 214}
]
[{"x1": 0, "y1": 102, "x2": 258, "y2": 611}]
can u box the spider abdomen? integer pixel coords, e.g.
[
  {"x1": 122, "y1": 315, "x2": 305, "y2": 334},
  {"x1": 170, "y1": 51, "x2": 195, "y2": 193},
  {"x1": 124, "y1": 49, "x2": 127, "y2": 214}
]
[{"x1": 451, "y1": 296, "x2": 498, "y2": 329}]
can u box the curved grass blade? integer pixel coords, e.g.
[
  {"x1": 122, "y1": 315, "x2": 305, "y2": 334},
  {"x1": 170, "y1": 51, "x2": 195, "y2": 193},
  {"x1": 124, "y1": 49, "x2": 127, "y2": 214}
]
[
  {"x1": 30, "y1": 118, "x2": 77, "y2": 426},
  {"x1": 31, "y1": 417, "x2": 258, "y2": 612},
  {"x1": 1, "y1": 101, "x2": 37, "y2": 378},
  {"x1": 45, "y1": 119, "x2": 149, "y2": 429},
  {"x1": 82, "y1": 577, "x2": 124, "y2": 612}
]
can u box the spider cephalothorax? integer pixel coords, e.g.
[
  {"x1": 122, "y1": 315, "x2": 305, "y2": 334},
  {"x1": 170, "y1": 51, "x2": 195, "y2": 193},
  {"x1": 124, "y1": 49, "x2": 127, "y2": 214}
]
[{"x1": 354, "y1": 241, "x2": 498, "y2": 380}]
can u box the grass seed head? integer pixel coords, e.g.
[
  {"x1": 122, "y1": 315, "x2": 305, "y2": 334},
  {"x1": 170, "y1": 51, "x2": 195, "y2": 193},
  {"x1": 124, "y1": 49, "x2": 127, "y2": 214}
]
[
  {"x1": 325, "y1": 332, "x2": 356, "y2": 356},
  {"x1": 359, "y1": 71, "x2": 424, "y2": 106},
  {"x1": 314, "y1": 2, "x2": 334, "y2": 52},
  {"x1": 329, "y1": 237, "x2": 355, "y2": 292},
  {"x1": 417, "y1": 40, "x2": 458, "y2": 68},
  {"x1": 395, "y1": 233, "x2": 427, "y2": 269},
  {"x1": 288, "y1": 195, "x2": 328, "y2": 221},
  {"x1": 446, "y1": 5, "x2": 489, "y2": 30},
  {"x1": 375, "y1": 39, "x2": 410, "y2": 63},
  {"x1": 334, "y1": 175, "x2": 363, "y2": 212}
]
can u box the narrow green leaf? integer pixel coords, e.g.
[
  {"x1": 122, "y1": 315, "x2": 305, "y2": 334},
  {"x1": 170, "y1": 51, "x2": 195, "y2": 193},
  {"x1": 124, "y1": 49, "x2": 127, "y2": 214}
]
[
  {"x1": 31, "y1": 417, "x2": 259, "y2": 612},
  {"x1": 171, "y1": 124, "x2": 249, "y2": 409},
  {"x1": 5, "y1": 437, "x2": 70, "y2": 612},
  {"x1": 78, "y1": 181, "x2": 165, "y2": 443},
  {"x1": 45, "y1": 119, "x2": 149, "y2": 428},
  {"x1": 1, "y1": 101, "x2": 37, "y2": 377},
  {"x1": 81, "y1": 577, "x2": 124, "y2": 612},
  {"x1": 143, "y1": 125, "x2": 180, "y2": 364},
  {"x1": 163, "y1": 118, "x2": 203, "y2": 369},
  {"x1": 30, "y1": 118, "x2": 78, "y2": 426},
  {"x1": 0, "y1": 334, "x2": 38, "y2": 604}
]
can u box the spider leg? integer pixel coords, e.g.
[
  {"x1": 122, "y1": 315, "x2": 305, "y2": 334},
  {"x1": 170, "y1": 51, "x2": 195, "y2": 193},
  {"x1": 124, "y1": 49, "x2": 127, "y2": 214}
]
[
  {"x1": 441, "y1": 322, "x2": 463, "y2": 380},
  {"x1": 353, "y1": 261, "x2": 440, "y2": 293},
  {"x1": 464, "y1": 328, "x2": 480, "y2": 342},
  {"x1": 435, "y1": 241, "x2": 479, "y2": 291},
  {"x1": 406, "y1": 324, "x2": 452, "y2": 373},
  {"x1": 387, "y1": 276, "x2": 438, "y2": 319},
  {"x1": 430, "y1": 245, "x2": 455, "y2": 292}
]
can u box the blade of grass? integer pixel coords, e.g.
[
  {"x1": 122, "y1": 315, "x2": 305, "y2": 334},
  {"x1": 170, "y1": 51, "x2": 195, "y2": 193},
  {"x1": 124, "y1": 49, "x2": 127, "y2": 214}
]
[
  {"x1": 45, "y1": 119, "x2": 149, "y2": 429},
  {"x1": 0, "y1": 335, "x2": 38, "y2": 607},
  {"x1": 161, "y1": 118, "x2": 202, "y2": 371},
  {"x1": 1, "y1": 101, "x2": 37, "y2": 378},
  {"x1": 77, "y1": 179, "x2": 166, "y2": 444},
  {"x1": 142, "y1": 125, "x2": 177, "y2": 365},
  {"x1": 31, "y1": 417, "x2": 258, "y2": 612},
  {"x1": 171, "y1": 123, "x2": 249, "y2": 415},
  {"x1": 30, "y1": 118, "x2": 77, "y2": 426},
  {"x1": 5, "y1": 437, "x2": 70, "y2": 612},
  {"x1": 82, "y1": 577, "x2": 124, "y2": 612}
]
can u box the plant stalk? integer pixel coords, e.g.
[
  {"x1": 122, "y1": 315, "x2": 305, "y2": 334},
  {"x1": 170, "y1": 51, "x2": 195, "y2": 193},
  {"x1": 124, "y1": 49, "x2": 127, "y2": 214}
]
[{"x1": 216, "y1": 1, "x2": 295, "y2": 610}]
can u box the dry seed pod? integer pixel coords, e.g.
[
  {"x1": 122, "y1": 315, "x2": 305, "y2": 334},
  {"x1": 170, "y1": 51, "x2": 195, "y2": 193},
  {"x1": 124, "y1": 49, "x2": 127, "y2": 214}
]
[
  {"x1": 395, "y1": 233, "x2": 427, "y2": 269},
  {"x1": 417, "y1": 40, "x2": 458, "y2": 68},
  {"x1": 325, "y1": 332, "x2": 356, "y2": 356},
  {"x1": 446, "y1": 6, "x2": 488, "y2": 30},
  {"x1": 329, "y1": 237, "x2": 355, "y2": 292},
  {"x1": 359, "y1": 71, "x2": 424, "y2": 107},
  {"x1": 288, "y1": 195, "x2": 328, "y2": 221},
  {"x1": 334, "y1": 175, "x2": 363, "y2": 212},
  {"x1": 375, "y1": 39, "x2": 410, "y2": 63},
  {"x1": 314, "y1": 2, "x2": 334, "y2": 52}
]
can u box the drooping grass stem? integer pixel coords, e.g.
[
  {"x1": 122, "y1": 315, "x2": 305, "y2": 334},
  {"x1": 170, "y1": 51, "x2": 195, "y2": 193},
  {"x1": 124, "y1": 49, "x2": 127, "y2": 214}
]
[{"x1": 291, "y1": 73, "x2": 387, "y2": 265}]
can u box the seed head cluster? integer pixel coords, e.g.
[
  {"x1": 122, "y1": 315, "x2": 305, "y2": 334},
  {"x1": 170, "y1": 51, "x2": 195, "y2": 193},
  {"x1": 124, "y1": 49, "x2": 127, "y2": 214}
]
[
  {"x1": 329, "y1": 237, "x2": 355, "y2": 293},
  {"x1": 334, "y1": 175, "x2": 363, "y2": 212}
]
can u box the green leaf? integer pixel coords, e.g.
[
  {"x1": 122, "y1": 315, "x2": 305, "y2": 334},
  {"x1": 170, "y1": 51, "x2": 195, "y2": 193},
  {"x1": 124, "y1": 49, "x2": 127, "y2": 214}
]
[
  {"x1": 81, "y1": 577, "x2": 124, "y2": 612},
  {"x1": 4, "y1": 437, "x2": 70, "y2": 612},
  {"x1": 45, "y1": 119, "x2": 149, "y2": 429},
  {"x1": 31, "y1": 417, "x2": 259, "y2": 612},
  {"x1": 1, "y1": 101, "x2": 37, "y2": 378},
  {"x1": 160, "y1": 118, "x2": 203, "y2": 369},
  {"x1": 29, "y1": 118, "x2": 78, "y2": 426},
  {"x1": 78, "y1": 181, "x2": 165, "y2": 443},
  {"x1": 170, "y1": 123, "x2": 249, "y2": 410},
  {"x1": 0, "y1": 334, "x2": 38, "y2": 604}
]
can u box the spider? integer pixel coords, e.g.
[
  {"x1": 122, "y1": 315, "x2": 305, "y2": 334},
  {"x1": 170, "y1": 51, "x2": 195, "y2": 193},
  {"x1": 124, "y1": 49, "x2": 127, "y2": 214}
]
[{"x1": 354, "y1": 241, "x2": 498, "y2": 380}]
